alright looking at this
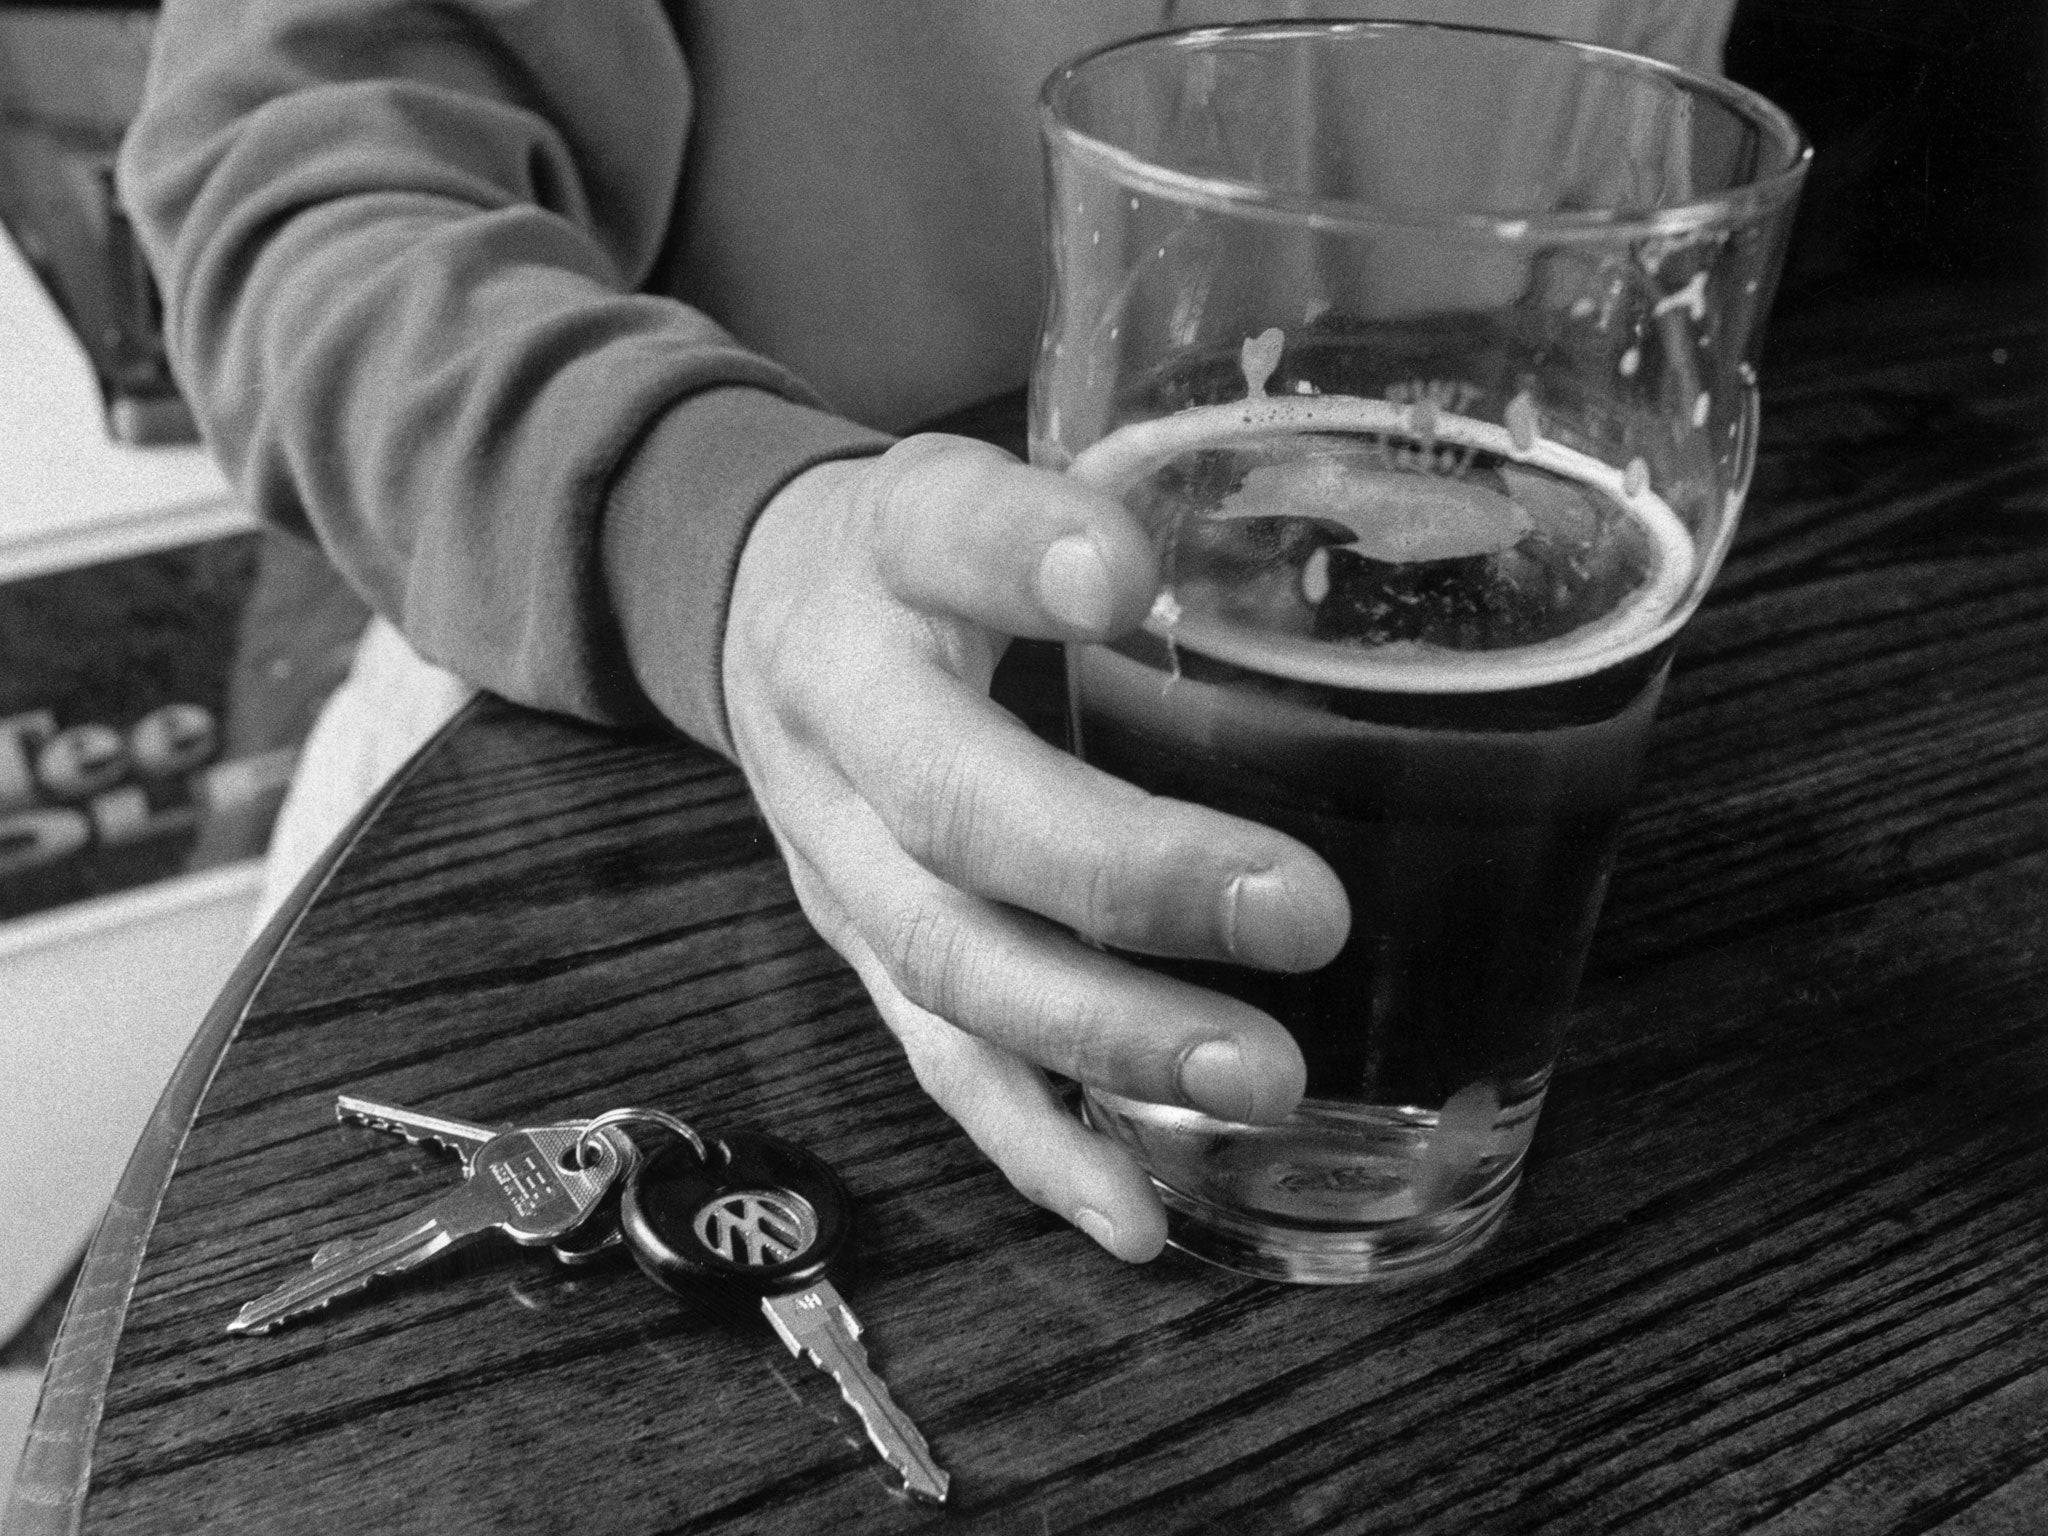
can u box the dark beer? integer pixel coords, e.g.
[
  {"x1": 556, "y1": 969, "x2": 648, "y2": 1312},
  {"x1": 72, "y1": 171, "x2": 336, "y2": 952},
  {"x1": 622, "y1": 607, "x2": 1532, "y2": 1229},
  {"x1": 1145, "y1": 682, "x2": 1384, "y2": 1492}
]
[{"x1": 1065, "y1": 396, "x2": 1696, "y2": 1271}]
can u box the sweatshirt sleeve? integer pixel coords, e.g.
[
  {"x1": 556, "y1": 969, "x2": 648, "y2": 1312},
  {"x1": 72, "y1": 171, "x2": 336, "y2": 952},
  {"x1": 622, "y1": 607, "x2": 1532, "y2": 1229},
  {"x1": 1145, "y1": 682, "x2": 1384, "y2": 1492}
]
[{"x1": 118, "y1": 0, "x2": 891, "y2": 755}]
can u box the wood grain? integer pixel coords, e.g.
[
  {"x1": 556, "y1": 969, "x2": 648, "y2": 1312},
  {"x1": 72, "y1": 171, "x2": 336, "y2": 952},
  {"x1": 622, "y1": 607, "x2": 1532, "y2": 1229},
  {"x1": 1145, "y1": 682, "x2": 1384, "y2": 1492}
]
[{"x1": 14, "y1": 280, "x2": 2047, "y2": 1536}]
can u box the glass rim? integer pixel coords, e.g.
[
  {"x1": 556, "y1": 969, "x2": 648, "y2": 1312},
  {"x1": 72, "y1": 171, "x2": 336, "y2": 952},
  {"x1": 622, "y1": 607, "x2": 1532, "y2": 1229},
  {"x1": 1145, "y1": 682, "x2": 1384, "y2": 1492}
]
[{"x1": 1040, "y1": 21, "x2": 1812, "y2": 242}]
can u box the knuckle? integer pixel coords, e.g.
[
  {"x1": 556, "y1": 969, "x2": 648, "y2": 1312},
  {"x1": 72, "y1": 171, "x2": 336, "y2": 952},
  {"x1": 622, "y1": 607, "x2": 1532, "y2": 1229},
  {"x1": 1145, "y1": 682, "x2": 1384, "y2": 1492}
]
[
  {"x1": 877, "y1": 899, "x2": 975, "y2": 1025},
  {"x1": 871, "y1": 434, "x2": 1013, "y2": 544},
  {"x1": 870, "y1": 449, "x2": 927, "y2": 543},
  {"x1": 885, "y1": 731, "x2": 982, "y2": 873},
  {"x1": 872, "y1": 435, "x2": 965, "y2": 526},
  {"x1": 1079, "y1": 853, "x2": 1149, "y2": 950},
  {"x1": 886, "y1": 431, "x2": 1005, "y2": 475},
  {"x1": 1056, "y1": 1005, "x2": 1127, "y2": 1088},
  {"x1": 1001, "y1": 966, "x2": 1121, "y2": 1084},
  {"x1": 1077, "y1": 805, "x2": 1208, "y2": 952}
]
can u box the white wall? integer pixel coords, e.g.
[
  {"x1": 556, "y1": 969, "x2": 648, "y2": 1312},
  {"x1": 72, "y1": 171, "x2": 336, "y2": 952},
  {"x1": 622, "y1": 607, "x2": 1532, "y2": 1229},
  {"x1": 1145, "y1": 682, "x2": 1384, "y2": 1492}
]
[{"x1": 0, "y1": 866, "x2": 260, "y2": 1340}]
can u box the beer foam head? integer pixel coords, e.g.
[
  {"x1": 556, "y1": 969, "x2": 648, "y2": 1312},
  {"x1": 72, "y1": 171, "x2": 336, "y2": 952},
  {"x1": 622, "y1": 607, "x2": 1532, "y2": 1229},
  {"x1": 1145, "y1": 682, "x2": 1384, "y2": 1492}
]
[{"x1": 1070, "y1": 396, "x2": 1697, "y2": 694}]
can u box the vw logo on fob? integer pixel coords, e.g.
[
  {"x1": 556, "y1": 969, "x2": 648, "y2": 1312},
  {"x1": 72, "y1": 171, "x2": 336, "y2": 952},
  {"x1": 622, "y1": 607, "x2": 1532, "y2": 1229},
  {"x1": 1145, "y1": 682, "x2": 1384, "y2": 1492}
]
[{"x1": 694, "y1": 1189, "x2": 818, "y2": 1267}]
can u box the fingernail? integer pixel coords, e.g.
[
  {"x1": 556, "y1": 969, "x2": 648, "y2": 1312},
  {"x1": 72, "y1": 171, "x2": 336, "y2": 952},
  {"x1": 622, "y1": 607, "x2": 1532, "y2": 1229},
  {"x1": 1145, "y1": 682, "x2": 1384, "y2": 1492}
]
[
  {"x1": 1038, "y1": 535, "x2": 1117, "y2": 631},
  {"x1": 1075, "y1": 1207, "x2": 1119, "y2": 1252},
  {"x1": 1180, "y1": 1039, "x2": 1253, "y2": 1123},
  {"x1": 1224, "y1": 868, "x2": 1302, "y2": 970}
]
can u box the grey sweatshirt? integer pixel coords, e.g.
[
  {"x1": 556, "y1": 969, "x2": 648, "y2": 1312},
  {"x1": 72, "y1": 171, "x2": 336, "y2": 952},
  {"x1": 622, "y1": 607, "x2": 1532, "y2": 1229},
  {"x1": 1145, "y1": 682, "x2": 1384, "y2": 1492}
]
[{"x1": 120, "y1": 0, "x2": 1727, "y2": 755}]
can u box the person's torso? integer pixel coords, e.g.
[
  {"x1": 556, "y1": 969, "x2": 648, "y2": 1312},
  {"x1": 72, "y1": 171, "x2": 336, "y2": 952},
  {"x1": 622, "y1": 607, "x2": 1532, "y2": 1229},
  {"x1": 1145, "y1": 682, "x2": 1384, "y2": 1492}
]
[{"x1": 656, "y1": 0, "x2": 1724, "y2": 431}]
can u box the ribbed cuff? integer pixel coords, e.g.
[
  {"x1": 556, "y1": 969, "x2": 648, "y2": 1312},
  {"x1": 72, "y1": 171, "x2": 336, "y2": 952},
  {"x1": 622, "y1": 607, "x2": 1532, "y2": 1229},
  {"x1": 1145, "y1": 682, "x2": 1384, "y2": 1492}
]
[{"x1": 601, "y1": 385, "x2": 893, "y2": 758}]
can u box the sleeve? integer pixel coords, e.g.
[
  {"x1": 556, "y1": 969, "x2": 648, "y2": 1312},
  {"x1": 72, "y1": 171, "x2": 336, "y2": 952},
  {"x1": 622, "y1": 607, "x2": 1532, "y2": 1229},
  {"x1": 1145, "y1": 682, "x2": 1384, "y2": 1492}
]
[{"x1": 117, "y1": 0, "x2": 891, "y2": 756}]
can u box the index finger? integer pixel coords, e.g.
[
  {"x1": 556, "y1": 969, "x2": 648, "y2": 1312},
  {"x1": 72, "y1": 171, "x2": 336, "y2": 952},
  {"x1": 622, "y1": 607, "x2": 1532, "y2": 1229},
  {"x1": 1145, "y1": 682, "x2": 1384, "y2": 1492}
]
[{"x1": 830, "y1": 657, "x2": 1351, "y2": 974}]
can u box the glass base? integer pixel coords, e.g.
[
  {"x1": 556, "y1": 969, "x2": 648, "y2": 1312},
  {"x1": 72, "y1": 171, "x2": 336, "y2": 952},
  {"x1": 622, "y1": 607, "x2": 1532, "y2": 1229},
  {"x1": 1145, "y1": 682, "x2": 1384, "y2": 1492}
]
[
  {"x1": 1154, "y1": 1164, "x2": 1517, "y2": 1284},
  {"x1": 1085, "y1": 1088, "x2": 1540, "y2": 1285}
]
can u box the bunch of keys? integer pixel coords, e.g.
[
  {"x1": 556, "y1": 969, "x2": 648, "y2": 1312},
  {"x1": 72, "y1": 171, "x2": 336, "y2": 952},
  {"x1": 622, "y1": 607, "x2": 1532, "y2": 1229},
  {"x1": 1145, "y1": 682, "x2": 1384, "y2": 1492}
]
[{"x1": 230, "y1": 1093, "x2": 949, "y2": 1503}]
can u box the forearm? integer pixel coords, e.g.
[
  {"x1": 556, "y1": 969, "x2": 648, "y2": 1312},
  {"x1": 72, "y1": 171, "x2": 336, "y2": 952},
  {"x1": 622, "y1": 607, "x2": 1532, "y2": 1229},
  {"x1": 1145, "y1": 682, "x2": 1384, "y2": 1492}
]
[{"x1": 120, "y1": 0, "x2": 884, "y2": 747}]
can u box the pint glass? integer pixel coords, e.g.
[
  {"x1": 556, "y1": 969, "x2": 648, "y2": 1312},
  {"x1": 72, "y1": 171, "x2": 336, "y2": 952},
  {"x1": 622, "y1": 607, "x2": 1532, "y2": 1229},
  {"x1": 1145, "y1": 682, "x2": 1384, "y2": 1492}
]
[{"x1": 1033, "y1": 24, "x2": 1807, "y2": 1282}]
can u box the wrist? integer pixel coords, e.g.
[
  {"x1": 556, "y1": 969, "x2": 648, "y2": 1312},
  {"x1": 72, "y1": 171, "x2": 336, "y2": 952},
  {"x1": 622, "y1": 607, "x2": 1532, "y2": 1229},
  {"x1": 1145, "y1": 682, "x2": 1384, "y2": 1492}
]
[{"x1": 602, "y1": 389, "x2": 890, "y2": 757}]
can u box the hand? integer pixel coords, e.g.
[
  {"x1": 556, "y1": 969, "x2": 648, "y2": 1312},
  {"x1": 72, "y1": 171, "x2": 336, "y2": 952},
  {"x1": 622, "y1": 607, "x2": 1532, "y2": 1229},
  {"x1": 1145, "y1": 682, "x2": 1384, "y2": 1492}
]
[{"x1": 722, "y1": 434, "x2": 1350, "y2": 1261}]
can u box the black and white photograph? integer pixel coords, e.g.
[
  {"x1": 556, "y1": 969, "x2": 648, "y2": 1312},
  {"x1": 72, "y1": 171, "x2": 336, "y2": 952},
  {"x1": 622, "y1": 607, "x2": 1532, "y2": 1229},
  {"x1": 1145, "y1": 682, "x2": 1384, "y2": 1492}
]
[{"x1": 2, "y1": 1, "x2": 2042, "y2": 1530}]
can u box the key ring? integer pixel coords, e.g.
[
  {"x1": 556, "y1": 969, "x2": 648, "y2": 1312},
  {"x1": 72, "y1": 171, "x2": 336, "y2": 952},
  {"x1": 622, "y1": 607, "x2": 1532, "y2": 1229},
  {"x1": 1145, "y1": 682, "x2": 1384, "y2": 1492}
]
[{"x1": 577, "y1": 1107, "x2": 708, "y2": 1167}]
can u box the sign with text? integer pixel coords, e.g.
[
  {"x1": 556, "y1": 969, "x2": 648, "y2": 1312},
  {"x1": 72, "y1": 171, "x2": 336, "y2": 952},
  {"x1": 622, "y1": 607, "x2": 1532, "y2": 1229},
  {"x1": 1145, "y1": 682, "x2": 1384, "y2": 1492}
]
[{"x1": 0, "y1": 533, "x2": 300, "y2": 922}]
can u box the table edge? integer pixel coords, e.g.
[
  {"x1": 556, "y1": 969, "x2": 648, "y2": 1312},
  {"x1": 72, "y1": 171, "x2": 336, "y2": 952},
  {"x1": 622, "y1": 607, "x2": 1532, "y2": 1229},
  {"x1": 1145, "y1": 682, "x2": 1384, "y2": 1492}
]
[{"x1": 0, "y1": 696, "x2": 487, "y2": 1536}]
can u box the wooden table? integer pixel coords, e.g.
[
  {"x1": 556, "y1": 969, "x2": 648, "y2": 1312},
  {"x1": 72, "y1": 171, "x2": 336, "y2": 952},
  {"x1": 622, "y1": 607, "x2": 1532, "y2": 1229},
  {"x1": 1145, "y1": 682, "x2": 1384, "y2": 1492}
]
[{"x1": 10, "y1": 281, "x2": 2046, "y2": 1535}]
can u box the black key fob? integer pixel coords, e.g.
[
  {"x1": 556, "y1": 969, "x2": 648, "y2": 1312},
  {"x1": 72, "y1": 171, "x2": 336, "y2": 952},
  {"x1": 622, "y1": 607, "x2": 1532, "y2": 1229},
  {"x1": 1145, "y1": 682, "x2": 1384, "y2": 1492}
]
[{"x1": 621, "y1": 1130, "x2": 854, "y2": 1300}]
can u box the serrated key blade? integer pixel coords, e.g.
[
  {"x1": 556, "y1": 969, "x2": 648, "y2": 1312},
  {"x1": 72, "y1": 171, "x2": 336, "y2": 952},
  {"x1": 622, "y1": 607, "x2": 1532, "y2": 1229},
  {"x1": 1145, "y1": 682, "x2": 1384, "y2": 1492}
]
[
  {"x1": 229, "y1": 1179, "x2": 497, "y2": 1334},
  {"x1": 230, "y1": 1128, "x2": 621, "y2": 1335},
  {"x1": 336, "y1": 1094, "x2": 506, "y2": 1164},
  {"x1": 763, "y1": 1281, "x2": 949, "y2": 1503}
]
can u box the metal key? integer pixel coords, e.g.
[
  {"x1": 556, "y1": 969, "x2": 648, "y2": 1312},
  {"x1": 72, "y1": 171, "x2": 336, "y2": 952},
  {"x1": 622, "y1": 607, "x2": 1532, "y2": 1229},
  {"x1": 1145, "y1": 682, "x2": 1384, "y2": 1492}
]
[
  {"x1": 328, "y1": 1094, "x2": 636, "y2": 1266},
  {"x1": 621, "y1": 1129, "x2": 949, "y2": 1503},
  {"x1": 335, "y1": 1093, "x2": 507, "y2": 1161},
  {"x1": 310, "y1": 1096, "x2": 508, "y2": 1268},
  {"x1": 229, "y1": 1118, "x2": 626, "y2": 1335}
]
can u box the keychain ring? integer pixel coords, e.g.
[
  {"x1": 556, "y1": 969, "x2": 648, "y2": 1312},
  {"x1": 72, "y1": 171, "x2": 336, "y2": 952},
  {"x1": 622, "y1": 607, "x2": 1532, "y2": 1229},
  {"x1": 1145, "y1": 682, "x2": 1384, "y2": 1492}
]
[{"x1": 577, "y1": 1107, "x2": 708, "y2": 1166}]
